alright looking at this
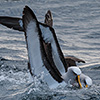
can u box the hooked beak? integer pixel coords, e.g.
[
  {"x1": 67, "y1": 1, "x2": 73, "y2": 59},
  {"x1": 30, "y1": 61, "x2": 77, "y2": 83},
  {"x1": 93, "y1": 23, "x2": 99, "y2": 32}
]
[{"x1": 77, "y1": 75, "x2": 82, "y2": 89}]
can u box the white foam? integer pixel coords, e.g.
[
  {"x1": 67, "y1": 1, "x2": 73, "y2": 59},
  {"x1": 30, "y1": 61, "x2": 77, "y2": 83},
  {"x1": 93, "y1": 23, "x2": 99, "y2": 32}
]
[{"x1": 0, "y1": 70, "x2": 33, "y2": 84}]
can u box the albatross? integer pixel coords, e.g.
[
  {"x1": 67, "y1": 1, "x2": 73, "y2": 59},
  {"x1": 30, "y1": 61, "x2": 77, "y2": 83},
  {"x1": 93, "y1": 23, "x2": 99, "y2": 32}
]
[
  {"x1": 0, "y1": 6, "x2": 92, "y2": 88},
  {"x1": 43, "y1": 10, "x2": 92, "y2": 88}
]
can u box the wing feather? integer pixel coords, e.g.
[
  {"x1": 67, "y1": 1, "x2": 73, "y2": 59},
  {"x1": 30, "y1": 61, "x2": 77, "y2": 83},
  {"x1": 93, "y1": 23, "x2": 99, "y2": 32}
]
[
  {"x1": 39, "y1": 23, "x2": 67, "y2": 73},
  {"x1": 0, "y1": 16, "x2": 23, "y2": 31},
  {"x1": 23, "y1": 6, "x2": 44, "y2": 76}
]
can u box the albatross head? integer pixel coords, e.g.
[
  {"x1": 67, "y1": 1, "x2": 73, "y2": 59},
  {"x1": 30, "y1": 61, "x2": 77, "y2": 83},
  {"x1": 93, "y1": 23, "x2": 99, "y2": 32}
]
[
  {"x1": 61, "y1": 67, "x2": 82, "y2": 88},
  {"x1": 61, "y1": 67, "x2": 92, "y2": 88},
  {"x1": 80, "y1": 73, "x2": 92, "y2": 88}
]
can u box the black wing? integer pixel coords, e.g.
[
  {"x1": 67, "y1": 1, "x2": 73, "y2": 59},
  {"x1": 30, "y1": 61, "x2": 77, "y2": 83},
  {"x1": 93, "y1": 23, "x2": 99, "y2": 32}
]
[{"x1": 0, "y1": 16, "x2": 23, "y2": 31}]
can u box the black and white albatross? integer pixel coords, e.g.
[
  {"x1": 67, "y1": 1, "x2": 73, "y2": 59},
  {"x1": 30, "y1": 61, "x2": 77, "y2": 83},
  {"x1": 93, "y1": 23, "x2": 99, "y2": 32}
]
[{"x1": 0, "y1": 6, "x2": 92, "y2": 88}]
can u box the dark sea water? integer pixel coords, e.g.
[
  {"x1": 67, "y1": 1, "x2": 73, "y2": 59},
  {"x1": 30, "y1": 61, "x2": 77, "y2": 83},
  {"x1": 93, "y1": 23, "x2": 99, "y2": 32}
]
[{"x1": 0, "y1": 0, "x2": 100, "y2": 100}]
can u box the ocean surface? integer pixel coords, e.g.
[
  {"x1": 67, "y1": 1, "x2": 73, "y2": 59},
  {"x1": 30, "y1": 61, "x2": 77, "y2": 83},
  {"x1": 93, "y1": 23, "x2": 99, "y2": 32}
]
[{"x1": 0, "y1": 0, "x2": 100, "y2": 100}]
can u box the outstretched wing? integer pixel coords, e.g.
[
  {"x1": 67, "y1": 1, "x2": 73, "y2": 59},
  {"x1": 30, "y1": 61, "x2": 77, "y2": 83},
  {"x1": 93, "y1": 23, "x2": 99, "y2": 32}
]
[
  {"x1": 0, "y1": 16, "x2": 23, "y2": 31},
  {"x1": 22, "y1": 6, "x2": 63, "y2": 83},
  {"x1": 23, "y1": 6, "x2": 44, "y2": 76},
  {"x1": 39, "y1": 23, "x2": 67, "y2": 73}
]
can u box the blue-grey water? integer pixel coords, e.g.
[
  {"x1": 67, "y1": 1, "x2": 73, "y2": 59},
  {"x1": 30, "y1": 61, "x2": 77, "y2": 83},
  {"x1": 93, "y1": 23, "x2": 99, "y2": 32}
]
[{"x1": 0, "y1": 0, "x2": 100, "y2": 100}]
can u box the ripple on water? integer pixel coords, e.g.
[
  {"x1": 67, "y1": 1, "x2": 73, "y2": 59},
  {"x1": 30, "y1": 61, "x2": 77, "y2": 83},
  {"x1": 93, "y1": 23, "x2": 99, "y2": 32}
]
[{"x1": 0, "y1": 0, "x2": 100, "y2": 100}]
